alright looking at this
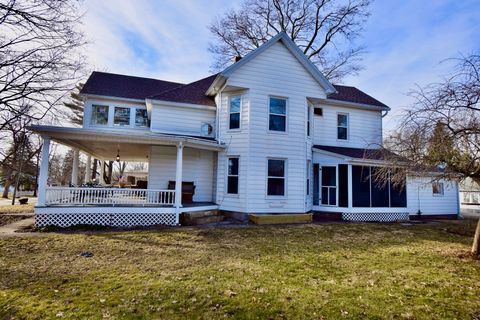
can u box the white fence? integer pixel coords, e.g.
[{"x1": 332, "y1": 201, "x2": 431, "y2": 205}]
[{"x1": 45, "y1": 187, "x2": 175, "y2": 206}]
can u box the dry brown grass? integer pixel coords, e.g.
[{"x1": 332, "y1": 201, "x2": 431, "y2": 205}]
[{"x1": 0, "y1": 220, "x2": 479, "y2": 319}]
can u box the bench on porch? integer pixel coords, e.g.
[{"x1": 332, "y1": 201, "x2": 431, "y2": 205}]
[{"x1": 168, "y1": 181, "x2": 196, "y2": 203}]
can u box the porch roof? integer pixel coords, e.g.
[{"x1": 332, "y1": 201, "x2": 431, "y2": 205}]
[{"x1": 29, "y1": 125, "x2": 224, "y2": 161}]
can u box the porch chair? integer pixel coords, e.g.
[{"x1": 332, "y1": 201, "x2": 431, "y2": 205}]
[{"x1": 167, "y1": 181, "x2": 196, "y2": 203}]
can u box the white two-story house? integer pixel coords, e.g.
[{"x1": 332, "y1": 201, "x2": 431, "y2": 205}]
[{"x1": 30, "y1": 32, "x2": 460, "y2": 227}]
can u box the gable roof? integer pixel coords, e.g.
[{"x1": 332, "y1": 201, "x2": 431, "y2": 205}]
[
  {"x1": 329, "y1": 85, "x2": 388, "y2": 109},
  {"x1": 207, "y1": 32, "x2": 337, "y2": 95},
  {"x1": 313, "y1": 145, "x2": 399, "y2": 161},
  {"x1": 149, "y1": 74, "x2": 217, "y2": 107},
  {"x1": 81, "y1": 71, "x2": 183, "y2": 100}
]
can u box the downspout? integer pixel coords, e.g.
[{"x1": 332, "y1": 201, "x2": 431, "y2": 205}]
[{"x1": 382, "y1": 110, "x2": 389, "y2": 118}]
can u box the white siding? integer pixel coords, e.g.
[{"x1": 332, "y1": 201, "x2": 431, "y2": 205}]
[
  {"x1": 312, "y1": 104, "x2": 383, "y2": 148},
  {"x1": 148, "y1": 146, "x2": 215, "y2": 202},
  {"x1": 150, "y1": 103, "x2": 215, "y2": 137},
  {"x1": 217, "y1": 40, "x2": 328, "y2": 213},
  {"x1": 216, "y1": 90, "x2": 250, "y2": 212},
  {"x1": 406, "y1": 177, "x2": 459, "y2": 216}
]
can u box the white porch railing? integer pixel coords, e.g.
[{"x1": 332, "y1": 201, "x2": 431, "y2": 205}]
[{"x1": 45, "y1": 187, "x2": 175, "y2": 206}]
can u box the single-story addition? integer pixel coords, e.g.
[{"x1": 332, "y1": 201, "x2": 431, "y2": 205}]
[{"x1": 29, "y1": 32, "x2": 460, "y2": 227}]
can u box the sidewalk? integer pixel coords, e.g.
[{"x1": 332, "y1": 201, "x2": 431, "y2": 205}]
[{"x1": 0, "y1": 217, "x2": 35, "y2": 237}]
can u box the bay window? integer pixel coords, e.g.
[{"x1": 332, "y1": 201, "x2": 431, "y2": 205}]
[
  {"x1": 267, "y1": 159, "x2": 286, "y2": 196},
  {"x1": 229, "y1": 96, "x2": 241, "y2": 130},
  {"x1": 227, "y1": 157, "x2": 239, "y2": 194},
  {"x1": 269, "y1": 97, "x2": 287, "y2": 132}
]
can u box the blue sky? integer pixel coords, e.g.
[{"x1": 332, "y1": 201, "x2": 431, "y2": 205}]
[{"x1": 82, "y1": 0, "x2": 479, "y2": 131}]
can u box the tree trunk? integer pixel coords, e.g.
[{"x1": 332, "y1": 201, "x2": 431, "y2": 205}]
[
  {"x1": 473, "y1": 218, "x2": 480, "y2": 256},
  {"x1": 91, "y1": 159, "x2": 97, "y2": 180},
  {"x1": 107, "y1": 161, "x2": 113, "y2": 184},
  {"x1": 2, "y1": 179, "x2": 12, "y2": 198}
]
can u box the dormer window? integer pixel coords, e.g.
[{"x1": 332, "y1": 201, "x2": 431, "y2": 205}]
[
  {"x1": 91, "y1": 105, "x2": 109, "y2": 125},
  {"x1": 135, "y1": 109, "x2": 148, "y2": 127},
  {"x1": 337, "y1": 113, "x2": 349, "y2": 140},
  {"x1": 114, "y1": 107, "x2": 130, "y2": 126},
  {"x1": 229, "y1": 96, "x2": 241, "y2": 130}
]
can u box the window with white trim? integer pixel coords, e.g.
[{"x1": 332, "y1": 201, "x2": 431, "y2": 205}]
[
  {"x1": 229, "y1": 96, "x2": 241, "y2": 130},
  {"x1": 432, "y1": 182, "x2": 444, "y2": 196},
  {"x1": 135, "y1": 109, "x2": 148, "y2": 127},
  {"x1": 269, "y1": 97, "x2": 287, "y2": 132},
  {"x1": 114, "y1": 107, "x2": 130, "y2": 126},
  {"x1": 337, "y1": 113, "x2": 348, "y2": 140},
  {"x1": 307, "y1": 105, "x2": 311, "y2": 137},
  {"x1": 267, "y1": 159, "x2": 286, "y2": 196},
  {"x1": 91, "y1": 105, "x2": 109, "y2": 125},
  {"x1": 227, "y1": 157, "x2": 239, "y2": 194}
]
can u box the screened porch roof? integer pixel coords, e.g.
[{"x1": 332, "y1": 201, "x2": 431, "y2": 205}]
[{"x1": 29, "y1": 125, "x2": 224, "y2": 162}]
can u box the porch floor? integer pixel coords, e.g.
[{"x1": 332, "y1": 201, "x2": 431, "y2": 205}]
[{"x1": 40, "y1": 201, "x2": 217, "y2": 208}]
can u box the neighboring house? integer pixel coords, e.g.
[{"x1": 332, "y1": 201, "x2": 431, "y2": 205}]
[
  {"x1": 460, "y1": 177, "x2": 480, "y2": 214},
  {"x1": 30, "y1": 32, "x2": 460, "y2": 227}
]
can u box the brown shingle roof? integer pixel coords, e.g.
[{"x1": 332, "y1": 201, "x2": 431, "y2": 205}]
[
  {"x1": 149, "y1": 74, "x2": 217, "y2": 107},
  {"x1": 329, "y1": 84, "x2": 388, "y2": 109},
  {"x1": 81, "y1": 71, "x2": 183, "y2": 100},
  {"x1": 80, "y1": 72, "x2": 388, "y2": 109},
  {"x1": 314, "y1": 145, "x2": 398, "y2": 160}
]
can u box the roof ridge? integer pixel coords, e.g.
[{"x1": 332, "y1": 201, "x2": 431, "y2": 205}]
[{"x1": 91, "y1": 71, "x2": 184, "y2": 85}]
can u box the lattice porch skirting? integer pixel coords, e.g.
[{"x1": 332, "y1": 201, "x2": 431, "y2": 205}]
[
  {"x1": 35, "y1": 207, "x2": 178, "y2": 227},
  {"x1": 342, "y1": 212, "x2": 409, "y2": 222}
]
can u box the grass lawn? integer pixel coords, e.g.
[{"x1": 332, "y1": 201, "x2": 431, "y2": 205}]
[
  {"x1": 0, "y1": 203, "x2": 34, "y2": 215},
  {"x1": 1, "y1": 220, "x2": 479, "y2": 319}
]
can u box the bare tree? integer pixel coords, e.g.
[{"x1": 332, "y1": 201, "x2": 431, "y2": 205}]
[
  {"x1": 0, "y1": 0, "x2": 86, "y2": 142},
  {"x1": 0, "y1": 117, "x2": 41, "y2": 198},
  {"x1": 383, "y1": 53, "x2": 480, "y2": 256},
  {"x1": 209, "y1": 0, "x2": 371, "y2": 81}
]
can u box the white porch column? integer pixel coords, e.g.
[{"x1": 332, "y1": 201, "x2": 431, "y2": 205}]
[
  {"x1": 175, "y1": 142, "x2": 184, "y2": 209},
  {"x1": 85, "y1": 154, "x2": 92, "y2": 183},
  {"x1": 71, "y1": 148, "x2": 79, "y2": 186},
  {"x1": 37, "y1": 136, "x2": 51, "y2": 206},
  {"x1": 347, "y1": 164, "x2": 353, "y2": 208},
  {"x1": 99, "y1": 160, "x2": 106, "y2": 184}
]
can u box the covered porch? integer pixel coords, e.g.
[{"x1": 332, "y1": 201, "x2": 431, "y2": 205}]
[{"x1": 30, "y1": 126, "x2": 224, "y2": 227}]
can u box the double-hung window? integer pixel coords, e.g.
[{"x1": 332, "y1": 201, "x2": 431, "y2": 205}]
[
  {"x1": 229, "y1": 96, "x2": 241, "y2": 130},
  {"x1": 269, "y1": 97, "x2": 287, "y2": 132},
  {"x1": 91, "y1": 105, "x2": 109, "y2": 125},
  {"x1": 227, "y1": 157, "x2": 239, "y2": 194},
  {"x1": 114, "y1": 107, "x2": 131, "y2": 126},
  {"x1": 267, "y1": 159, "x2": 286, "y2": 196},
  {"x1": 337, "y1": 113, "x2": 349, "y2": 140}
]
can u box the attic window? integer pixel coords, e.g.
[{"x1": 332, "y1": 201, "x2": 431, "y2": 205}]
[{"x1": 314, "y1": 107, "x2": 323, "y2": 116}]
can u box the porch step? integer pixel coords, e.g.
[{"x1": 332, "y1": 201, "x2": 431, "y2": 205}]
[
  {"x1": 180, "y1": 210, "x2": 224, "y2": 226},
  {"x1": 248, "y1": 213, "x2": 313, "y2": 225}
]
